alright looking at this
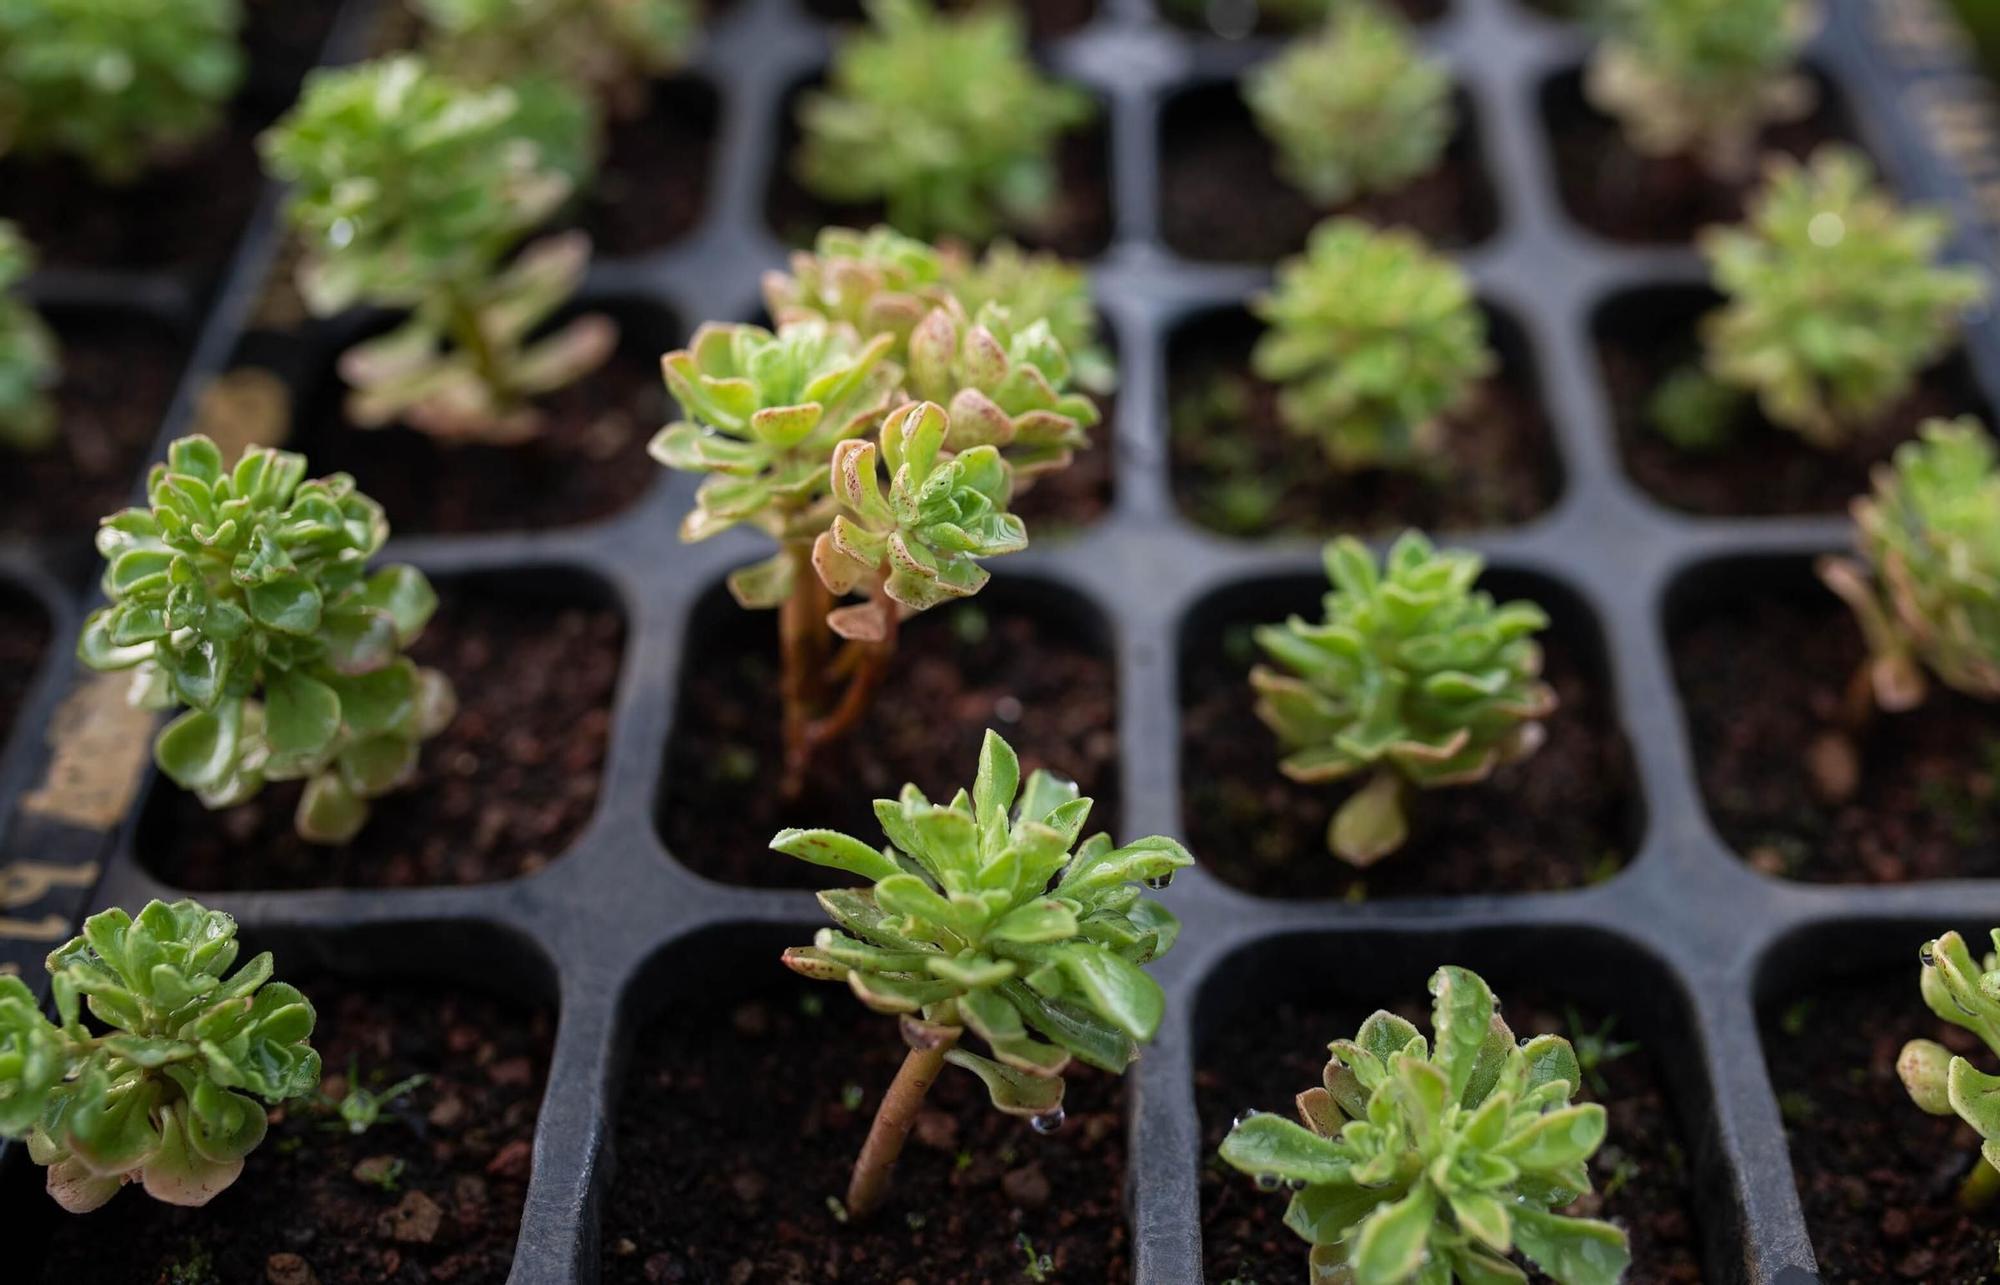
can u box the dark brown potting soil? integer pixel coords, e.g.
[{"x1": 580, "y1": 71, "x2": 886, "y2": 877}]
[
  {"x1": 1672, "y1": 568, "x2": 2000, "y2": 884},
  {"x1": 244, "y1": 0, "x2": 346, "y2": 95},
  {"x1": 30, "y1": 980, "x2": 554, "y2": 1285},
  {"x1": 1159, "y1": 85, "x2": 1497, "y2": 263},
  {"x1": 1199, "y1": 992, "x2": 1704, "y2": 1284},
  {"x1": 659, "y1": 595, "x2": 1118, "y2": 888},
  {"x1": 584, "y1": 76, "x2": 720, "y2": 258},
  {"x1": 1168, "y1": 313, "x2": 1559, "y2": 538},
  {"x1": 0, "y1": 590, "x2": 50, "y2": 748},
  {"x1": 0, "y1": 315, "x2": 186, "y2": 542},
  {"x1": 138, "y1": 585, "x2": 624, "y2": 891},
  {"x1": 1764, "y1": 972, "x2": 2000, "y2": 1284},
  {"x1": 602, "y1": 972, "x2": 1131, "y2": 1284},
  {"x1": 1180, "y1": 605, "x2": 1636, "y2": 899}
]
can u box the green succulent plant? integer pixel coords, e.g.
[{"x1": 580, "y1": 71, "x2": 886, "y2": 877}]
[
  {"x1": 1252, "y1": 533, "x2": 1556, "y2": 865},
  {"x1": 0, "y1": 220, "x2": 60, "y2": 452},
  {"x1": 261, "y1": 54, "x2": 613, "y2": 444},
  {"x1": 1253, "y1": 218, "x2": 1494, "y2": 473},
  {"x1": 943, "y1": 238, "x2": 1115, "y2": 395},
  {"x1": 76, "y1": 435, "x2": 456, "y2": 845},
  {"x1": 1243, "y1": 0, "x2": 1454, "y2": 208},
  {"x1": 1697, "y1": 147, "x2": 1987, "y2": 449},
  {"x1": 1818, "y1": 417, "x2": 2000, "y2": 713},
  {"x1": 779, "y1": 728, "x2": 1193, "y2": 1217},
  {"x1": 414, "y1": 0, "x2": 698, "y2": 119},
  {"x1": 764, "y1": 225, "x2": 955, "y2": 366},
  {"x1": 906, "y1": 296, "x2": 1098, "y2": 485},
  {"x1": 1585, "y1": 0, "x2": 1816, "y2": 177},
  {"x1": 0, "y1": 0, "x2": 245, "y2": 183},
  {"x1": 795, "y1": 0, "x2": 1094, "y2": 242},
  {"x1": 1898, "y1": 929, "x2": 2000, "y2": 1208},
  {"x1": 1219, "y1": 966, "x2": 1629, "y2": 1285},
  {"x1": 1, "y1": 899, "x2": 320, "y2": 1212}
]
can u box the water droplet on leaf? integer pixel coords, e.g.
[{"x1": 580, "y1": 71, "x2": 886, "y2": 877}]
[
  {"x1": 1254, "y1": 1173, "x2": 1281, "y2": 1191},
  {"x1": 1030, "y1": 1108, "x2": 1065, "y2": 1135}
]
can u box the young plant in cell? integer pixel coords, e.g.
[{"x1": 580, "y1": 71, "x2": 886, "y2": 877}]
[
  {"x1": 1252, "y1": 532, "x2": 1556, "y2": 866},
  {"x1": 778, "y1": 729, "x2": 1194, "y2": 1219},
  {"x1": 0, "y1": 0, "x2": 244, "y2": 183},
  {"x1": 1697, "y1": 147, "x2": 1987, "y2": 449},
  {"x1": 795, "y1": 0, "x2": 1094, "y2": 243},
  {"x1": 1218, "y1": 966, "x2": 1630, "y2": 1284},
  {"x1": 943, "y1": 238, "x2": 1116, "y2": 395},
  {"x1": 0, "y1": 220, "x2": 60, "y2": 452},
  {"x1": 1585, "y1": 0, "x2": 1817, "y2": 178},
  {"x1": 1253, "y1": 219, "x2": 1493, "y2": 474},
  {"x1": 76, "y1": 434, "x2": 456, "y2": 845},
  {"x1": 763, "y1": 225, "x2": 955, "y2": 365},
  {"x1": 0, "y1": 899, "x2": 320, "y2": 1212},
  {"x1": 413, "y1": 0, "x2": 698, "y2": 120},
  {"x1": 1900, "y1": 928, "x2": 2000, "y2": 1208},
  {"x1": 261, "y1": 54, "x2": 613, "y2": 445},
  {"x1": 1242, "y1": 0, "x2": 1454, "y2": 208},
  {"x1": 1817, "y1": 417, "x2": 2000, "y2": 715}
]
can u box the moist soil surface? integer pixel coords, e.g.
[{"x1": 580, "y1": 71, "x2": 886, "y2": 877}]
[
  {"x1": 1160, "y1": 0, "x2": 1443, "y2": 37},
  {"x1": 244, "y1": 0, "x2": 346, "y2": 95},
  {"x1": 30, "y1": 980, "x2": 554, "y2": 1285},
  {"x1": 1160, "y1": 86, "x2": 1497, "y2": 263},
  {"x1": 1545, "y1": 71, "x2": 1858, "y2": 243},
  {"x1": 0, "y1": 591, "x2": 50, "y2": 748},
  {"x1": 1764, "y1": 973, "x2": 2000, "y2": 1283},
  {"x1": 1199, "y1": 991, "x2": 1704, "y2": 1284},
  {"x1": 660, "y1": 596, "x2": 1118, "y2": 889},
  {"x1": 1596, "y1": 293, "x2": 1984, "y2": 518},
  {"x1": 139, "y1": 585, "x2": 624, "y2": 891},
  {"x1": 1168, "y1": 314, "x2": 1560, "y2": 539},
  {"x1": 602, "y1": 973, "x2": 1131, "y2": 1284},
  {"x1": 1672, "y1": 569, "x2": 2000, "y2": 884},
  {"x1": 296, "y1": 336, "x2": 670, "y2": 534},
  {"x1": 0, "y1": 316, "x2": 186, "y2": 543},
  {"x1": 1180, "y1": 603, "x2": 1635, "y2": 899},
  {"x1": 583, "y1": 77, "x2": 720, "y2": 258},
  {"x1": 802, "y1": 0, "x2": 1097, "y2": 40}
]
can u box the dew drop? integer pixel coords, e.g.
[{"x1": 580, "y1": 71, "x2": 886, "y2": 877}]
[
  {"x1": 1286, "y1": 1178, "x2": 1308, "y2": 1191},
  {"x1": 1145, "y1": 874, "x2": 1173, "y2": 891},
  {"x1": 1921, "y1": 942, "x2": 1938, "y2": 968},
  {"x1": 1232, "y1": 1107, "x2": 1263, "y2": 1130},
  {"x1": 1030, "y1": 1107, "x2": 1066, "y2": 1135},
  {"x1": 1255, "y1": 1173, "x2": 1282, "y2": 1191}
]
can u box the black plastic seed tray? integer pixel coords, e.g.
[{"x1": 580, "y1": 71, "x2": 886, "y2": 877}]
[{"x1": 11, "y1": 0, "x2": 2000, "y2": 1280}]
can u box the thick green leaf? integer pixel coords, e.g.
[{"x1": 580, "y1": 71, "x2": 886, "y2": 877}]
[
  {"x1": 1219, "y1": 1114, "x2": 1352, "y2": 1185},
  {"x1": 1512, "y1": 1205, "x2": 1630, "y2": 1285},
  {"x1": 771, "y1": 828, "x2": 901, "y2": 881},
  {"x1": 1351, "y1": 1184, "x2": 1436, "y2": 1283}
]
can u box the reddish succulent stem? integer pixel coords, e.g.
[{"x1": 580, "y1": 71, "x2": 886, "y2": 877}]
[
  {"x1": 777, "y1": 540, "x2": 832, "y2": 796},
  {"x1": 781, "y1": 576, "x2": 899, "y2": 799},
  {"x1": 846, "y1": 1025, "x2": 958, "y2": 1220}
]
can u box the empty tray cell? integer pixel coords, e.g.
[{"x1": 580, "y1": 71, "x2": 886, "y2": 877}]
[
  {"x1": 658, "y1": 573, "x2": 1119, "y2": 888},
  {"x1": 1669, "y1": 554, "x2": 2000, "y2": 884},
  {"x1": 1758, "y1": 917, "x2": 2000, "y2": 1282},
  {"x1": 601, "y1": 923, "x2": 1134, "y2": 1283},
  {"x1": 585, "y1": 74, "x2": 723, "y2": 258},
  {"x1": 1177, "y1": 565, "x2": 1641, "y2": 899},
  {"x1": 1591, "y1": 284, "x2": 1988, "y2": 518},
  {"x1": 1157, "y1": 0, "x2": 1446, "y2": 39},
  {"x1": 1165, "y1": 302, "x2": 1563, "y2": 539},
  {"x1": 1158, "y1": 82, "x2": 1500, "y2": 264},
  {"x1": 1195, "y1": 927, "x2": 1718, "y2": 1283},
  {"x1": 136, "y1": 568, "x2": 627, "y2": 891},
  {"x1": 0, "y1": 581, "x2": 50, "y2": 751},
  {"x1": 291, "y1": 298, "x2": 680, "y2": 535}
]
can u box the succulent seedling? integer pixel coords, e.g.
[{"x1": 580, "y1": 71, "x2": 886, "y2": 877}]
[
  {"x1": 0, "y1": 899, "x2": 321, "y2": 1212},
  {"x1": 1901, "y1": 929, "x2": 2000, "y2": 1209},
  {"x1": 323, "y1": 1056, "x2": 428, "y2": 1135},
  {"x1": 1253, "y1": 219, "x2": 1494, "y2": 474},
  {"x1": 414, "y1": 0, "x2": 698, "y2": 119},
  {"x1": 795, "y1": 0, "x2": 1094, "y2": 242},
  {"x1": 1219, "y1": 967, "x2": 1629, "y2": 1284},
  {"x1": 77, "y1": 434, "x2": 456, "y2": 845},
  {"x1": 944, "y1": 239, "x2": 1116, "y2": 395},
  {"x1": 1242, "y1": 0, "x2": 1454, "y2": 208},
  {"x1": 1698, "y1": 146, "x2": 1987, "y2": 449},
  {"x1": 1585, "y1": 0, "x2": 1817, "y2": 178},
  {"x1": 0, "y1": 220, "x2": 60, "y2": 452},
  {"x1": 261, "y1": 55, "x2": 614, "y2": 444},
  {"x1": 1819, "y1": 417, "x2": 2000, "y2": 713},
  {"x1": 1253, "y1": 533, "x2": 1556, "y2": 865},
  {"x1": 0, "y1": 0, "x2": 245, "y2": 182},
  {"x1": 778, "y1": 729, "x2": 1193, "y2": 1218}
]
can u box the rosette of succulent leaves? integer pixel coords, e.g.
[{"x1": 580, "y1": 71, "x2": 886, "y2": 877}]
[
  {"x1": 413, "y1": 0, "x2": 697, "y2": 123},
  {"x1": 1817, "y1": 417, "x2": 2000, "y2": 719},
  {"x1": 1219, "y1": 966, "x2": 1630, "y2": 1285},
  {"x1": 0, "y1": 219, "x2": 60, "y2": 452},
  {"x1": 1, "y1": 900, "x2": 321, "y2": 1213},
  {"x1": 0, "y1": 0, "x2": 244, "y2": 183},
  {"x1": 1585, "y1": 0, "x2": 1817, "y2": 178},
  {"x1": 1254, "y1": 533, "x2": 1556, "y2": 866},
  {"x1": 1690, "y1": 147, "x2": 1987, "y2": 450},
  {"x1": 261, "y1": 54, "x2": 614, "y2": 445},
  {"x1": 76, "y1": 435, "x2": 456, "y2": 845},
  {"x1": 1899, "y1": 928, "x2": 2000, "y2": 1209},
  {"x1": 1243, "y1": 0, "x2": 1454, "y2": 208},
  {"x1": 653, "y1": 225, "x2": 1101, "y2": 791},
  {"x1": 1253, "y1": 218, "x2": 1495, "y2": 474},
  {"x1": 777, "y1": 729, "x2": 1194, "y2": 1219},
  {"x1": 795, "y1": 0, "x2": 1094, "y2": 243}
]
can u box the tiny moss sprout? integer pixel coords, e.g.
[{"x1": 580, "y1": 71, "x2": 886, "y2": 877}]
[
  {"x1": 0, "y1": 900, "x2": 321, "y2": 1212},
  {"x1": 778, "y1": 729, "x2": 1192, "y2": 1219},
  {"x1": 0, "y1": 219, "x2": 60, "y2": 452}
]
